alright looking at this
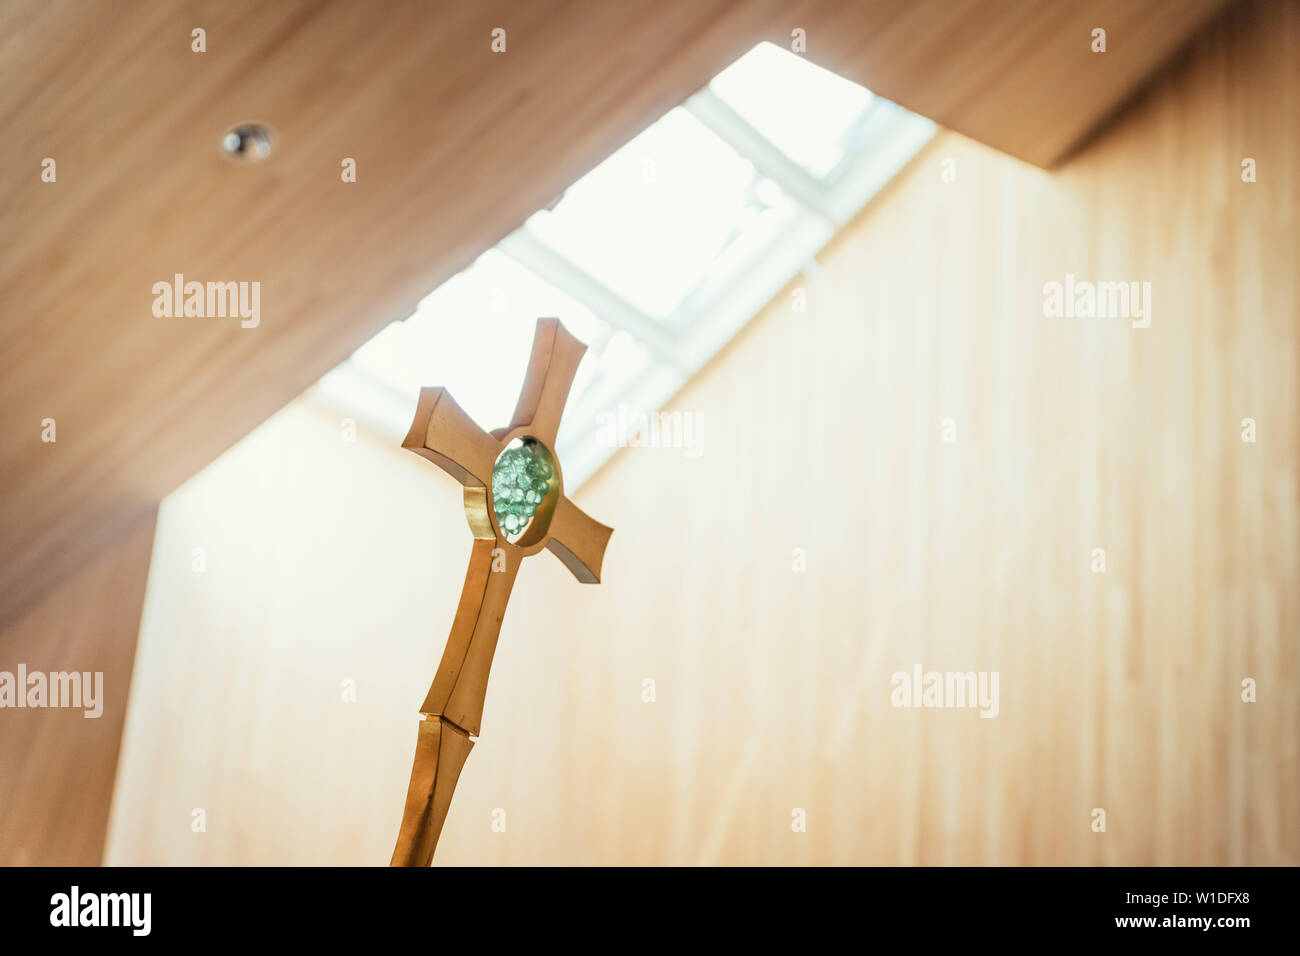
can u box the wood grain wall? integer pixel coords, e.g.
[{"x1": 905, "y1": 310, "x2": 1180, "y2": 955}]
[
  {"x1": 105, "y1": 0, "x2": 1296, "y2": 865},
  {"x1": 0, "y1": 515, "x2": 155, "y2": 865}
]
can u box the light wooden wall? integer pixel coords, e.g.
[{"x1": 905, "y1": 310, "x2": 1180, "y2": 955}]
[{"x1": 106, "y1": 0, "x2": 1297, "y2": 865}]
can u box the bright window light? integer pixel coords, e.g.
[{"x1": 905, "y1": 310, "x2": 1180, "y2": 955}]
[
  {"x1": 524, "y1": 108, "x2": 788, "y2": 320},
  {"x1": 708, "y1": 42, "x2": 875, "y2": 180},
  {"x1": 345, "y1": 251, "x2": 604, "y2": 432},
  {"x1": 307, "y1": 42, "x2": 934, "y2": 490}
]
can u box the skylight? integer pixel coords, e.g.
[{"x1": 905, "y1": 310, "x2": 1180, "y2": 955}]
[
  {"x1": 708, "y1": 42, "x2": 876, "y2": 180},
  {"x1": 343, "y1": 251, "x2": 606, "y2": 432},
  {"x1": 523, "y1": 108, "x2": 798, "y2": 320},
  {"x1": 309, "y1": 42, "x2": 935, "y2": 489}
]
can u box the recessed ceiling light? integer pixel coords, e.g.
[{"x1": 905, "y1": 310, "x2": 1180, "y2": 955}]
[{"x1": 220, "y1": 123, "x2": 275, "y2": 161}]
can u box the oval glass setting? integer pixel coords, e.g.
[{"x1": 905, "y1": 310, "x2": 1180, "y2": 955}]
[{"x1": 490, "y1": 438, "x2": 559, "y2": 544}]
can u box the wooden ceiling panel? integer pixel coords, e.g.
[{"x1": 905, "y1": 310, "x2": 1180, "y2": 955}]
[{"x1": 0, "y1": 0, "x2": 1236, "y2": 624}]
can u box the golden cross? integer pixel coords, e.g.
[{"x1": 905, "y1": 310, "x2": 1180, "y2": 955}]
[{"x1": 390, "y1": 318, "x2": 613, "y2": 866}]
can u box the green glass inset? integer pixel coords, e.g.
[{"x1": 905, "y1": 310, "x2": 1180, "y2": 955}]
[{"x1": 491, "y1": 440, "x2": 554, "y2": 536}]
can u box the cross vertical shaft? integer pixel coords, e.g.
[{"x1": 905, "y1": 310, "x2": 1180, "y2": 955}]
[{"x1": 390, "y1": 318, "x2": 612, "y2": 866}]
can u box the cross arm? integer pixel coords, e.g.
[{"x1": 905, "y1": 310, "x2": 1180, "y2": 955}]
[
  {"x1": 402, "y1": 386, "x2": 500, "y2": 487},
  {"x1": 504, "y1": 317, "x2": 587, "y2": 448},
  {"x1": 547, "y1": 495, "x2": 613, "y2": 584}
]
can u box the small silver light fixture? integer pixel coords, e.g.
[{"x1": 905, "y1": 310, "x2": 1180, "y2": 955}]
[{"x1": 220, "y1": 123, "x2": 275, "y2": 161}]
